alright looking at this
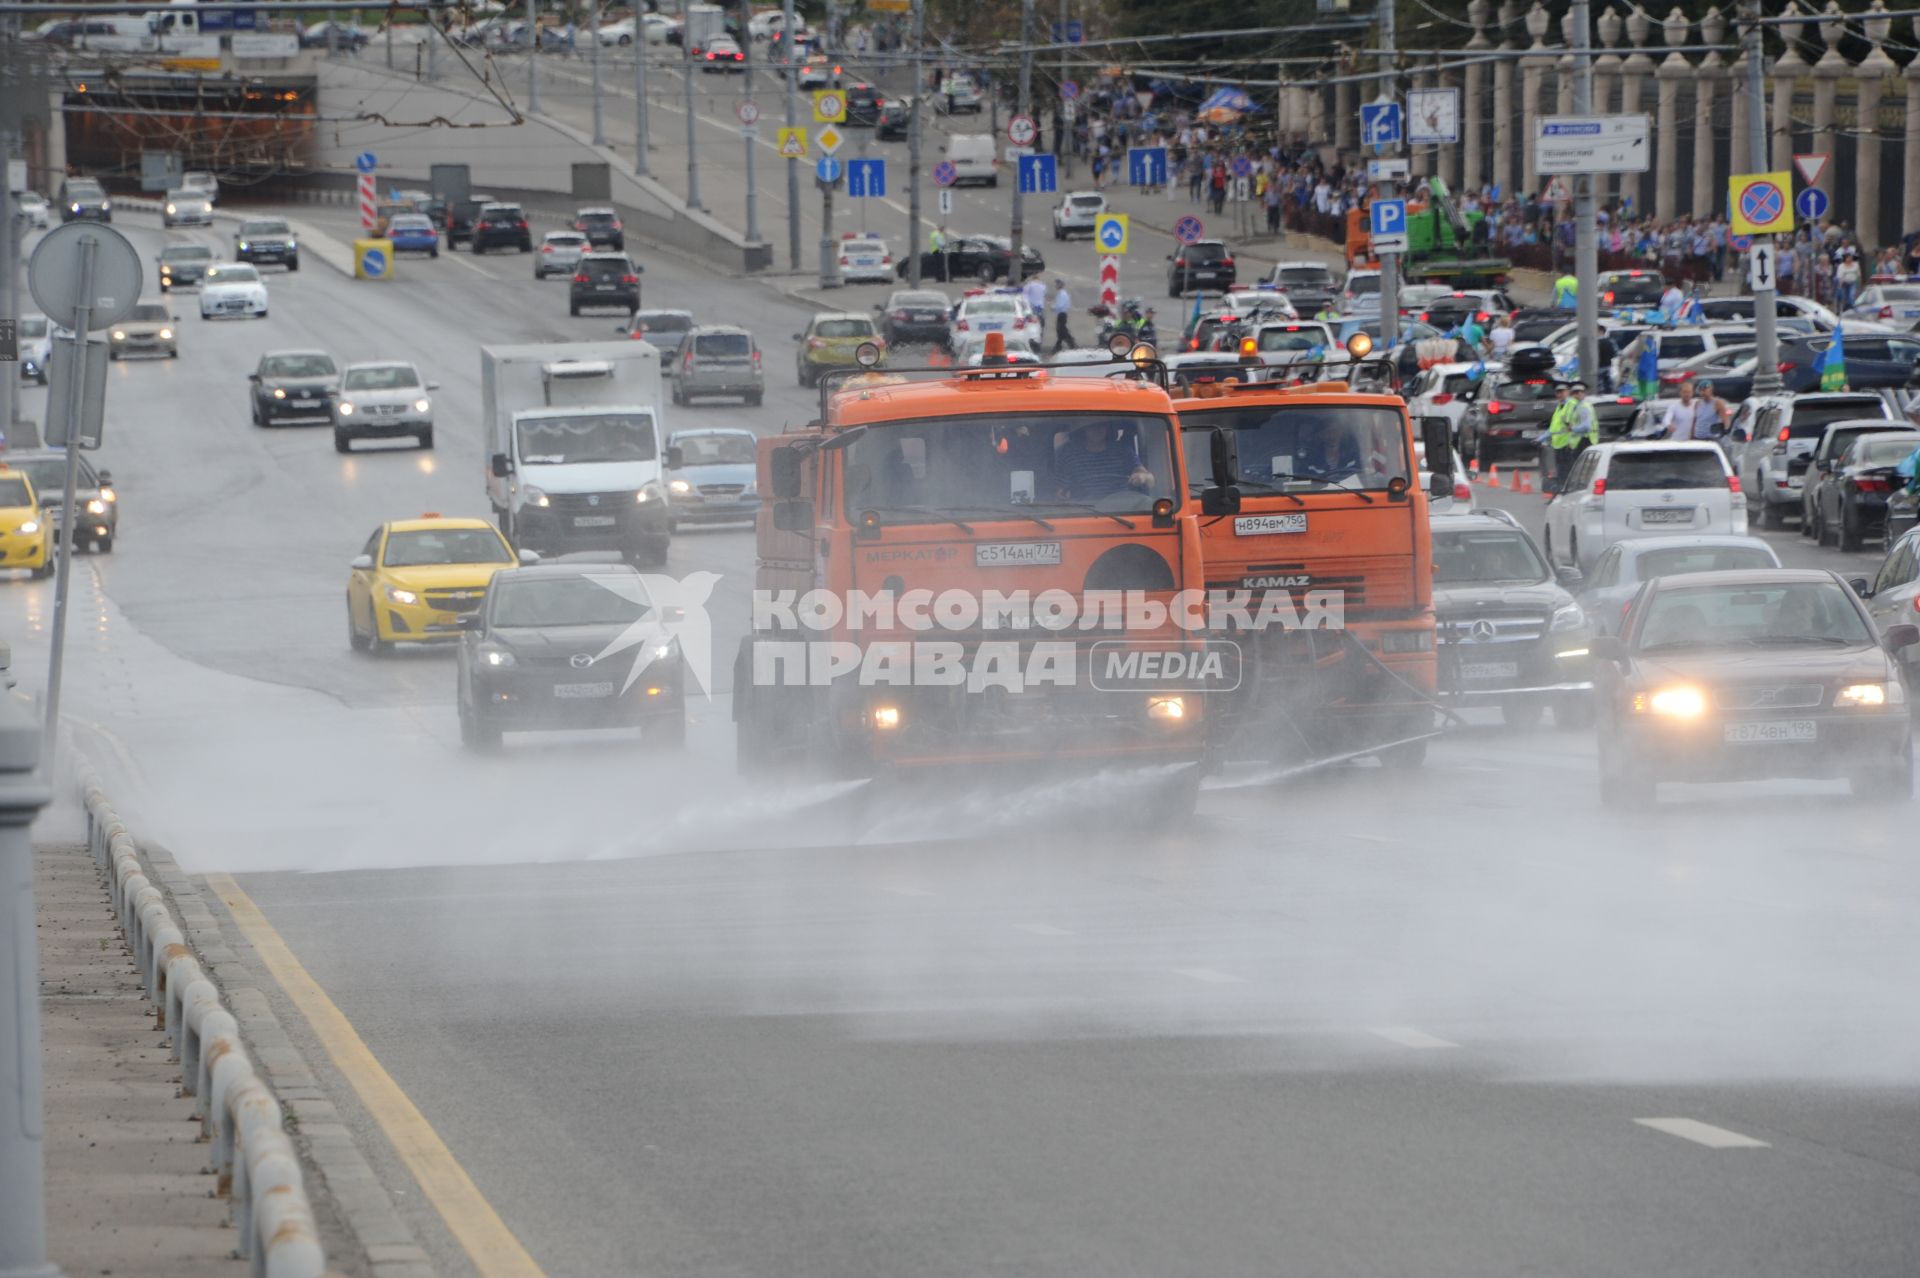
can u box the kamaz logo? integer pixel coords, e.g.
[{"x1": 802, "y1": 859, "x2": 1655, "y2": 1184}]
[{"x1": 1242, "y1": 574, "x2": 1312, "y2": 589}]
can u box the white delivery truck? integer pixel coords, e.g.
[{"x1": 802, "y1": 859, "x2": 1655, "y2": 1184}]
[
  {"x1": 481, "y1": 342, "x2": 677, "y2": 565},
  {"x1": 681, "y1": 3, "x2": 725, "y2": 52}
]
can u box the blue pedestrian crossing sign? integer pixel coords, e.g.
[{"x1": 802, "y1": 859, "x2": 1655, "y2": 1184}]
[
  {"x1": 847, "y1": 158, "x2": 886, "y2": 198},
  {"x1": 1795, "y1": 186, "x2": 1830, "y2": 221},
  {"x1": 1360, "y1": 101, "x2": 1401, "y2": 150},
  {"x1": 1369, "y1": 198, "x2": 1409, "y2": 254},
  {"x1": 1127, "y1": 146, "x2": 1167, "y2": 188},
  {"x1": 1095, "y1": 213, "x2": 1130, "y2": 255},
  {"x1": 1017, "y1": 153, "x2": 1057, "y2": 195},
  {"x1": 816, "y1": 157, "x2": 842, "y2": 184}
]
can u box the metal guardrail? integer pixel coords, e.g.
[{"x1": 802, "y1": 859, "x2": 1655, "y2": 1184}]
[{"x1": 79, "y1": 774, "x2": 330, "y2": 1278}]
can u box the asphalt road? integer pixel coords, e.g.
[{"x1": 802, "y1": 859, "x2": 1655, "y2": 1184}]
[{"x1": 8, "y1": 208, "x2": 1919, "y2": 1277}]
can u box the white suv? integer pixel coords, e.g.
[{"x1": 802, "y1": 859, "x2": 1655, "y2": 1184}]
[
  {"x1": 1050, "y1": 191, "x2": 1106, "y2": 240},
  {"x1": 1543, "y1": 442, "x2": 1747, "y2": 573},
  {"x1": 1406, "y1": 362, "x2": 1486, "y2": 446},
  {"x1": 1728, "y1": 391, "x2": 1897, "y2": 528}
]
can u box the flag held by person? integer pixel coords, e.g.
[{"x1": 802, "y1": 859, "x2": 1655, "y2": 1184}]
[
  {"x1": 1817, "y1": 325, "x2": 1848, "y2": 391},
  {"x1": 1634, "y1": 335, "x2": 1660, "y2": 401}
]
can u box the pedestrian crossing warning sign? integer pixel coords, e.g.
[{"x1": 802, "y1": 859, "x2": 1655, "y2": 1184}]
[{"x1": 776, "y1": 127, "x2": 809, "y2": 159}]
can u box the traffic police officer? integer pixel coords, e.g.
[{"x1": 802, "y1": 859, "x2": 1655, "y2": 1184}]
[{"x1": 1545, "y1": 380, "x2": 1598, "y2": 491}]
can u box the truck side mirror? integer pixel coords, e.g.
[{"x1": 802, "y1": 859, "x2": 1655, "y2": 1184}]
[
  {"x1": 769, "y1": 444, "x2": 803, "y2": 499},
  {"x1": 1419, "y1": 416, "x2": 1453, "y2": 476},
  {"x1": 771, "y1": 498, "x2": 813, "y2": 532},
  {"x1": 1429, "y1": 471, "x2": 1451, "y2": 501},
  {"x1": 1208, "y1": 425, "x2": 1237, "y2": 486},
  {"x1": 665, "y1": 445, "x2": 684, "y2": 469},
  {"x1": 490, "y1": 452, "x2": 513, "y2": 478}
]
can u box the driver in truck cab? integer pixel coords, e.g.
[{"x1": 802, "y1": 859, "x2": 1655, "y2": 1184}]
[{"x1": 1054, "y1": 420, "x2": 1154, "y2": 499}]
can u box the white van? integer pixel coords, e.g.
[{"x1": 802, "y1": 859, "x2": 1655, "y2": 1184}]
[
  {"x1": 945, "y1": 135, "x2": 998, "y2": 187},
  {"x1": 1543, "y1": 442, "x2": 1747, "y2": 573}
]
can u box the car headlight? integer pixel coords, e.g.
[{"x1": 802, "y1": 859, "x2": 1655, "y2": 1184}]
[
  {"x1": 521, "y1": 485, "x2": 550, "y2": 507},
  {"x1": 159, "y1": 328, "x2": 173, "y2": 340},
  {"x1": 101, "y1": 200, "x2": 110, "y2": 210},
  {"x1": 100, "y1": 488, "x2": 115, "y2": 503},
  {"x1": 273, "y1": 388, "x2": 286, "y2": 398},
  {"x1": 18, "y1": 520, "x2": 39, "y2": 535},
  {"x1": 1641, "y1": 685, "x2": 1707, "y2": 718},
  {"x1": 668, "y1": 478, "x2": 692, "y2": 494},
  {"x1": 413, "y1": 398, "x2": 431, "y2": 414},
  {"x1": 637, "y1": 483, "x2": 666, "y2": 504},
  {"x1": 165, "y1": 204, "x2": 176, "y2": 214},
  {"x1": 86, "y1": 499, "x2": 106, "y2": 515},
  {"x1": 238, "y1": 240, "x2": 249, "y2": 250},
  {"x1": 111, "y1": 329, "x2": 125, "y2": 340},
  {"x1": 69, "y1": 203, "x2": 79, "y2": 212},
  {"x1": 337, "y1": 402, "x2": 355, "y2": 416},
  {"x1": 384, "y1": 585, "x2": 419, "y2": 605},
  {"x1": 482, "y1": 646, "x2": 516, "y2": 668},
  {"x1": 1550, "y1": 602, "x2": 1586, "y2": 632},
  {"x1": 1836, "y1": 681, "x2": 1902, "y2": 707}
]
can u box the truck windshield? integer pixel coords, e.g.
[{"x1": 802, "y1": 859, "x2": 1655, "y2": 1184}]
[
  {"x1": 840, "y1": 412, "x2": 1180, "y2": 520},
  {"x1": 1180, "y1": 405, "x2": 1412, "y2": 493},
  {"x1": 516, "y1": 413, "x2": 657, "y2": 465}
]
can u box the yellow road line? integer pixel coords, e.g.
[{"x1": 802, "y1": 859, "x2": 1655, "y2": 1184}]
[{"x1": 206, "y1": 873, "x2": 547, "y2": 1278}]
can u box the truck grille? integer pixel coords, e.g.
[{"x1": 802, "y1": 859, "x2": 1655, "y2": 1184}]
[
  {"x1": 547, "y1": 492, "x2": 631, "y2": 513},
  {"x1": 697, "y1": 483, "x2": 746, "y2": 497}
]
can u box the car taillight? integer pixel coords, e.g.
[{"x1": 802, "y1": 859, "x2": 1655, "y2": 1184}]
[
  {"x1": 1858, "y1": 476, "x2": 1890, "y2": 492},
  {"x1": 881, "y1": 255, "x2": 892, "y2": 265},
  {"x1": 1727, "y1": 475, "x2": 1742, "y2": 494},
  {"x1": 611, "y1": 220, "x2": 623, "y2": 230},
  {"x1": 1616, "y1": 395, "x2": 1634, "y2": 405},
  {"x1": 1487, "y1": 400, "x2": 1513, "y2": 414},
  {"x1": 808, "y1": 337, "x2": 825, "y2": 349},
  {"x1": 751, "y1": 349, "x2": 761, "y2": 364},
  {"x1": 1592, "y1": 478, "x2": 1607, "y2": 495},
  {"x1": 1221, "y1": 257, "x2": 1234, "y2": 267},
  {"x1": 573, "y1": 220, "x2": 586, "y2": 230},
  {"x1": 1431, "y1": 392, "x2": 1452, "y2": 405},
  {"x1": 1453, "y1": 481, "x2": 1472, "y2": 501},
  {"x1": 573, "y1": 273, "x2": 589, "y2": 283},
  {"x1": 684, "y1": 351, "x2": 694, "y2": 368},
  {"x1": 1882, "y1": 306, "x2": 1895, "y2": 318},
  {"x1": 892, "y1": 310, "x2": 910, "y2": 320},
  {"x1": 839, "y1": 255, "x2": 850, "y2": 265},
  {"x1": 517, "y1": 219, "x2": 529, "y2": 229},
  {"x1": 622, "y1": 274, "x2": 639, "y2": 284},
  {"x1": 541, "y1": 244, "x2": 553, "y2": 253},
  {"x1": 1779, "y1": 361, "x2": 1796, "y2": 373},
  {"x1": 1777, "y1": 427, "x2": 1791, "y2": 443},
  {"x1": 1603, "y1": 291, "x2": 1615, "y2": 305},
  {"x1": 955, "y1": 320, "x2": 969, "y2": 331}
]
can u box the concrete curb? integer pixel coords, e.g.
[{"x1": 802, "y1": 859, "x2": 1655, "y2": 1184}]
[{"x1": 75, "y1": 766, "x2": 436, "y2": 1278}]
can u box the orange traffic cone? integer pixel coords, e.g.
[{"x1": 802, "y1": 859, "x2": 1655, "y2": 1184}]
[
  {"x1": 1469, "y1": 456, "x2": 1481, "y2": 478},
  {"x1": 1516, "y1": 469, "x2": 1533, "y2": 494},
  {"x1": 1485, "y1": 464, "x2": 1502, "y2": 489}
]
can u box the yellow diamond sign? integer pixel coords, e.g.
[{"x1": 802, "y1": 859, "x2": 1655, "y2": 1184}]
[
  {"x1": 775, "y1": 127, "x2": 809, "y2": 158},
  {"x1": 813, "y1": 90, "x2": 846, "y2": 123},
  {"x1": 815, "y1": 124, "x2": 846, "y2": 155}
]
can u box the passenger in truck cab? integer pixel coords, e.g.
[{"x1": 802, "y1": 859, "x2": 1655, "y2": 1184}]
[{"x1": 1053, "y1": 420, "x2": 1153, "y2": 500}]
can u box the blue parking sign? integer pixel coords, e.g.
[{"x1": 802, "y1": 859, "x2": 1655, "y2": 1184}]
[
  {"x1": 1017, "y1": 154, "x2": 1057, "y2": 195},
  {"x1": 1127, "y1": 146, "x2": 1167, "y2": 188},
  {"x1": 1369, "y1": 198, "x2": 1407, "y2": 237}
]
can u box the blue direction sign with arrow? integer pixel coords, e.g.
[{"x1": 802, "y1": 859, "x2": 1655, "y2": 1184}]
[
  {"x1": 1017, "y1": 154, "x2": 1057, "y2": 195},
  {"x1": 847, "y1": 158, "x2": 885, "y2": 198},
  {"x1": 817, "y1": 157, "x2": 842, "y2": 184},
  {"x1": 1360, "y1": 102, "x2": 1401, "y2": 150},
  {"x1": 1796, "y1": 186, "x2": 1830, "y2": 222},
  {"x1": 1127, "y1": 146, "x2": 1167, "y2": 188}
]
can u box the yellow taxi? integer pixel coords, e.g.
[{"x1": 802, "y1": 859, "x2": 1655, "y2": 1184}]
[
  {"x1": 0, "y1": 468, "x2": 52, "y2": 580},
  {"x1": 346, "y1": 515, "x2": 530, "y2": 651}
]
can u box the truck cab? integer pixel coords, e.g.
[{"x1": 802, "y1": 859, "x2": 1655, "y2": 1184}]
[
  {"x1": 735, "y1": 341, "x2": 1213, "y2": 815},
  {"x1": 1174, "y1": 369, "x2": 1452, "y2": 766}
]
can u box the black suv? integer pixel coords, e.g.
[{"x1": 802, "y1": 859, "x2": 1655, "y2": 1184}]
[
  {"x1": 234, "y1": 218, "x2": 300, "y2": 271},
  {"x1": 59, "y1": 178, "x2": 110, "y2": 223},
  {"x1": 573, "y1": 207, "x2": 625, "y2": 251},
  {"x1": 472, "y1": 203, "x2": 533, "y2": 253},
  {"x1": 844, "y1": 83, "x2": 885, "y2": 126},
  {"x1": 1167, "y1": 240, "x2": 1235, "y2": 297},
  {"x1": 249, "y1": 349, "x2": 339, "y2": 426},
  {"x1": 875, "y1": 98, "x2": 913, "y2": 141},
  {"x1": 446, "y1": 194, "x2": 497, "y2": 248},
  {"x1": 570, "y1": 253, "x2": 643, "y2": 315}
]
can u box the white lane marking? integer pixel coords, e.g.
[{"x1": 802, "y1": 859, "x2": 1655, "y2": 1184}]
[
  {"x1": 1171, "y1": 967, "x2": 1244, "y2": 985},
  {"x1": 1015, "y1": 923, "x2": 1073, "y2": 937},
  {"x1": 882, "y1": 885, "x2": 932, "y2": 897},
  {"x1": 1346, "y1": 832, "x2": 1396, "y2": 844},
  {"x1": 1370, "y1": 1026, "x2": 1460, "y2": 1049},
  {"x1": 1633, "y1": 1118, "x2": 1771, "y2": 1149},
  {"x1": 442, "y1": 250, "x2": 496, "y2": 279}
]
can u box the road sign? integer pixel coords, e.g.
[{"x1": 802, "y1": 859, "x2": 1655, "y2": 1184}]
[
  {"x1": 1366, "y1": 158, "x2": 1410, "y2": 182},
  {"x1": 817, "y1": 157, "x2": 842, "y2": 184},
  {"x1": 932, "y1": 160, "x2": 957, "y2": 187},
  {"x1": 847, "y1": 157, "x2": 885, "y2": 198},
  {"x1": 232, "y1": 32, "x2": 298, "y2": 56},
  {"x1": 1729, "y1": 171, "x2": 1795, "y2": 236},
  {"x1": 938, "y1": 188, "x2": 953, "y2": 217},
  {"x1": 358, "y1": 243, "x2": 390, "y2": 279},
  {"x1": 1230, "y1": 155, "x2": 1252, "y2": 179},
  {"x1": 813, "y1": 90, "x2": 846, "y2": 123},
  {"x1": 1796, "y1": 186, "x2": 1830, "y2": 222},
  {"x1": 1729, "y1": 233, "x2": 1753, "y2": 252},
  {"x1": 1050, "y1": 18, "x2": 1084, "y2": 42},
  {"x1": 28, "y1": 223, "x2": 142, "y2": 332},
  {"x1": 1017, "y1": 153, "x2": 1058, "y2": 194},
  {"x1": 1127, "y1": 146, "x2": 1167, "y2": 188},
  {"x1": 1100, "y1": 255, "x2": 1120, "y2": 310},
  {"x1": 1535, "y1": 115, "x2": 1650, "y2": 174},
  {"x1": 1369, "y1": 197, "x2": 1409, "y2": 255},
  {"x1": 1794, "y1": 153, "x2": 1829, "y2": 187},
  {"x1": 816, "y1": 124, "x2": 846, "y2": 155},
  {"x1": 1360, "y1": 101, "x2": 1401, "y2": 150},
  {"x1": 1174, "y1": 215, "x2": 1205, "y2": 245},
  {"x1": 0, "y1": 319, "x2": 12, "y2": 363},
  {"x1": 1406, "y1": 87, "x2": 1460, "y2": 144},
  {"x1": 1095, "y1": 213, "x2": 1130, "y2": 255},
  {"x1": 1061, "y1": 80, "x2": 1080, "y2": 100},
  {"x1": 776, "y1": 127, "x2": 809, "y2": 158},
  {"x1": 736, "y1": 100, "x2": 760, "y2": 126},
  {"x1": 355, "y1": 151, "x2": 378, "y2": 174},
  {"x1": 1008, "y1": 114, "x2": 1037, "y2": 147},
  {"x1": 1748, "y1": 241, "x2": 1777, "y2": 292}
]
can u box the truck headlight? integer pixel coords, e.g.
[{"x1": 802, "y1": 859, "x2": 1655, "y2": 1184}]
[
  {"x1": 637, "y1": 483, "x2": 666, "y2": 504},
  {"x1": 1550, "y1": 602, "x2": 1586, "y2": 632},
  {"x1": 521, "y1": 485, "x2": 550, "y2": 507},
  {"x1": 86, "y1": 499, "x2": 106, "y2": 515},
  {"x1": 1380, "y1": 628, "x2": 1433, "y2": 653},
  {"x1": 1836, "y1": 682, "x2": 1900, "y2": 707},
  {"x1": 384, "y1": 585, "x2": 418, "y2": 605},
  {"x1": 871, "y1": 704, "x2": 901, "y2": 729},
  {"x1": 1147, "y1": 695, "x2": 1186, "y2": 721}
]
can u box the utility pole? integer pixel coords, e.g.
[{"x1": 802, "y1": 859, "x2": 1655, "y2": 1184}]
[
  {"x1": 782, "y1": 0, "x2": 801, "y2": 268},
  {"x1": 1572, "y1": 0, "x2": 1598, "y2": 397},
  {"x1": 633, "y1": 13, "x2": 649, "y2": 175},
  {"x1": 741, "y1": 0, "x2": 759, "y2": 243},
  {"x1": 1057, "y1": 0, "x2": 1071, "y2": 179},
  {"x1": 1743, "y1": 0, "x2": 1780, "y2": 397},
  {"x1": 589, "y1": 0, "x2": 605, "y2": 144},
  {"x1": 684, "y1": 40, "x2": 702, "y2": 209},
  {"x1": 0, "y1": 694, "x2": 55, "y2": 1278},
  {"x1": 527, "y1": 0, "x2": 539, "y2": 113},
  {"x1": 1007, "y1": 0, "x2": 1034, "y2": 274},
  {"x1": 907, "y1": 0, "x2": 925, "y2": 286},
  {"x1": 1377, "y1": 0, "x2": 1399, "y2": 348},
  {"x1": 0, "y1": 132, "x2": 15, "y2": 441}
]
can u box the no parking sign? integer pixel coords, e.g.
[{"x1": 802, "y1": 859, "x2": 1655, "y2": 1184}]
[{"x1": 1729, "y1": 171, "x2": 1795, "y2": 237}]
